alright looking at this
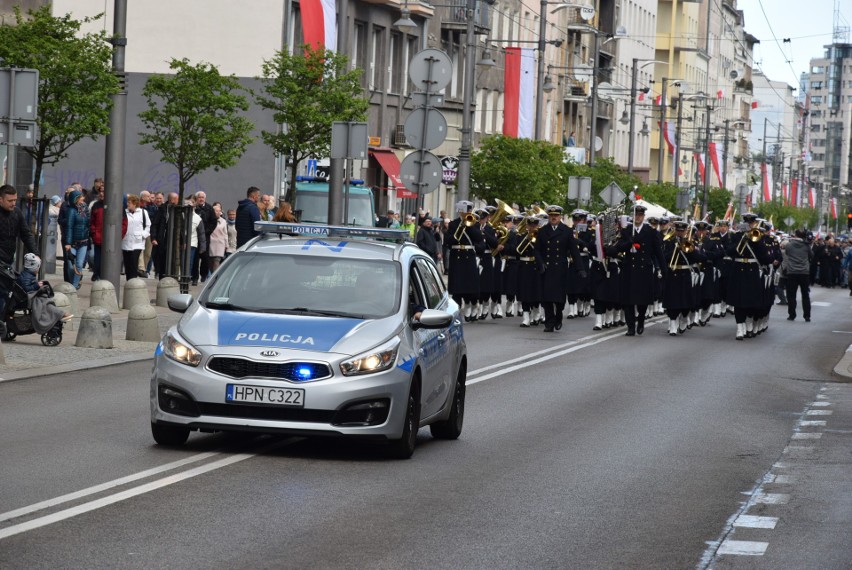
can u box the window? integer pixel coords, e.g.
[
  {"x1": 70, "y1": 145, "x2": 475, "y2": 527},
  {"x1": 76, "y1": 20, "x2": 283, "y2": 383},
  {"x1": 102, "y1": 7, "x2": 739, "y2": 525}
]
[
  {"x1": 369, "y1": 26, "x2": 384, "y2": 91},
  {"x1": 389, "y1": 32, "x2": 402, "y2": 94},
  {"x1": 812, "y1": 65, "x2": 824, "y2": 73},
  {"x1": 812, "y1": 81, "x2": 823, "y2": 89},
  {"x1": 353, "y1": 22, "x2": 367, "y2": 79},
  {"x1": 811, "y1": 96, "x2": 822, "y2": 105},
  {"x1": 414, "y1": 258, "x2": 445, "y2": 309}
]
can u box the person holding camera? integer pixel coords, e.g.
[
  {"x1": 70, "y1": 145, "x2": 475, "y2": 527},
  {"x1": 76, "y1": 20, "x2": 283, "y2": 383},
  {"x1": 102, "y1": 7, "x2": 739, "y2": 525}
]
[{"x1": 783, "y1": 229, "x2": 814, "y2": 322}]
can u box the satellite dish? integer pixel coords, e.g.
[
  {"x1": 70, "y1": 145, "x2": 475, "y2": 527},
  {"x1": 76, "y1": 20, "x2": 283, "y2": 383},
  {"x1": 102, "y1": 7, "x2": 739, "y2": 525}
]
[
  {"x1": 594, "y1": 136, "x2": 603, "y2": 151},
  {"x1": 579, "y1": 6, "x2": 595, "y2": 21},
  {"x1": 678, "y1": 80, "x2": 692, "y2": 94}
]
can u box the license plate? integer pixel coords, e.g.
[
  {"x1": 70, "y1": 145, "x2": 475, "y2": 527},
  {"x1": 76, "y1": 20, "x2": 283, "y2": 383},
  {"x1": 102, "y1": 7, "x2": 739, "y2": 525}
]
[{"x1": 226, "y1": 384, "x2": 305, "y2": 407}]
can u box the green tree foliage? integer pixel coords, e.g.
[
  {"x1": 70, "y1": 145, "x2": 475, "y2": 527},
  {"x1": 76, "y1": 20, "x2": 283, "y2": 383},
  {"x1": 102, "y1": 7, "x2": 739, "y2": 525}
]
[
  {"x1": 755, "y1": 203, "x2": 820, "y2": 231},
  {"x1": 255, "y1": 46, "x2": 368, "y2": 203},
  {"x1": 471, "y1": 135, "x2": 567, "y2": 209},
  {"x1": 138, "y1": 58, "x2": 254, "y2": 201},
  {"x1": 0, "y1": 6, "x2": 119, "y2": 194},
  {"x1": 637, "y1": 182, "x2": 679, "y2": 213}
]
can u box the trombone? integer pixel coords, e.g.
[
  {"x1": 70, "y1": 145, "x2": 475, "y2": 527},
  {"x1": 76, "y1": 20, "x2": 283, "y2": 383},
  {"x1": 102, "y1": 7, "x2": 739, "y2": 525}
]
[
  {"x1": 453, "y1": 212, "x2": 479, "y2": 242},
  {"x1": 735, "y1": 226, "x2": 763, "y2": 256},
  {"x1": 488, "y1": 199, "x2": 516, "y2": 257}
]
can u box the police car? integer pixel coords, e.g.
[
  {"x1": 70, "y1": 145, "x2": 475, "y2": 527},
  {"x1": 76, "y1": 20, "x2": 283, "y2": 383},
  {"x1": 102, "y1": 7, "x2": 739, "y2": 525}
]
[{"x1": 150, "y1": 222, "x2": 467, "y2": 458}]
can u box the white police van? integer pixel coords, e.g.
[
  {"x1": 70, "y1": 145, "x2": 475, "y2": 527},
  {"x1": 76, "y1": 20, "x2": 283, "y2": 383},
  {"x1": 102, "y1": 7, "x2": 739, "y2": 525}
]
[{"x1": 150, "y1": 222, "x2": 466, "y2": 458}]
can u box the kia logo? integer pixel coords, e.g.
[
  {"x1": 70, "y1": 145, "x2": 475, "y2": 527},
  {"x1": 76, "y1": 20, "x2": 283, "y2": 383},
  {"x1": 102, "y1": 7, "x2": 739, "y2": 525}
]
[{"x1": 259, "y1": 350, "x2": 279, "y2": 357}]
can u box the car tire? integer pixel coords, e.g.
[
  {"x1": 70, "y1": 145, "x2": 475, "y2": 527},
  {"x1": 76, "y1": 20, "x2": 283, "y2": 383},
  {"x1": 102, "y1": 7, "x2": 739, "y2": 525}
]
[
  {"x1": 430, "y1": 367, "x2": 465, "y2": 440},
  {"x1": 151, "y1": 422, "x2": 190, "y2": 446},
  {"x1": 386, "y1": 384, "x2": 420, "y2": 459}
]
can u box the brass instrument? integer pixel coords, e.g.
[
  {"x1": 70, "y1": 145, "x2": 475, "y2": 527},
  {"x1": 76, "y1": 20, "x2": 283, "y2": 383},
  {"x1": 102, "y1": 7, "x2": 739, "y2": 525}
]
[
  {"x1": 453, "y1": 212, "x2": 479, "y2": 242},
  {"x1": 517, "y1": 225, "x2": 539, "y2": 255},
  {"x1": 662, "y1": 227, "x2": 676, "y2": 241},
  {"x1": 735, "y1": 227, "x2": 764, "y2": 256},
  {"x1": 488, "y1": 199, "x2": 516, "y2": 257},
  {"x1": 680, "y1": 224, "x2": 696, "y2": 253},
  {"x1": 598, "y1": 204, "x2": 626, "y2": 247}
]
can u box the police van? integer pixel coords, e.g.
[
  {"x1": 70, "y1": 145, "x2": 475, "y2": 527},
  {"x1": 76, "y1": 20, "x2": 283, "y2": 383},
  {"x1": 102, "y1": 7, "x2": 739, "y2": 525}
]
[
  {"x1": 151, "y1": 222, "x2": 466, "y2": 458},
  {"x1": 293, "y1": 178, "x2": 376, "y2": 227}
]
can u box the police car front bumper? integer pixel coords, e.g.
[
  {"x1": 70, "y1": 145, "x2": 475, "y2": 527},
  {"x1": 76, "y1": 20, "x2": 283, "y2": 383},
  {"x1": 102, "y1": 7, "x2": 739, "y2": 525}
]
[{"x1": 150, "y1": 349, "x2": 413, "y2": 440}]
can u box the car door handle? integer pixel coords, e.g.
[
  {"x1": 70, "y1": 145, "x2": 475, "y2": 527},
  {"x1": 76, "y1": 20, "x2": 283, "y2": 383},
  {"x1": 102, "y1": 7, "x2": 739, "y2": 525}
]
[
  {"x1": 454, "y1": 319, "x2": 461, "y2": 326},
  {"x1": 437, "y1": 333, "x2": 446, "y2": 341}
]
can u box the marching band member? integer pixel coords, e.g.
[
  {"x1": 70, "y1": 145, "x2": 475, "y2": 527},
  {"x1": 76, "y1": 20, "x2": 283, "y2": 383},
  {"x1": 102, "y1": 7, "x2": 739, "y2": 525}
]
[
  {"x1": 589, "y1": 212, "x2": 624, "y2": 330},
  {"x1": 725, "y1": 213, "x2": 773, "y2": 339},
  {"x1": 501, "y1": 215, "x2": 523, "y2": 317},
  {"x1": 536, "y1": 205, "x2": 584, "y2": 332},
  {"x1": 662, "y1": 221, "x2": 705, "y2": 335},
  {"x1": 713, "y1": 219, "x2": 733, "y2": 317},
  {"x1": 475, "y1": 208, "x2": 500, "y2": 320},
  {"x1": 445, "y1": 201, "x2": 484, "y2": 322},
  {"x1": 516, "y1": 216, "x2": 543, "y2": 327},
  {"x1": 567, "y1": 209, "x2": 593, "y2": 319},
  {"x1": 484, "y1": 205, "x2": 506, "y2": 318},
  {"x1": 613, "y1": 205, "x2": 666, "y2": 336},
  {"x1": 695, "y1": 220, "x2": 725, "y2": 325},
  {"x1": 754, "y1": 219, "x2": 782, "y2": 334}
]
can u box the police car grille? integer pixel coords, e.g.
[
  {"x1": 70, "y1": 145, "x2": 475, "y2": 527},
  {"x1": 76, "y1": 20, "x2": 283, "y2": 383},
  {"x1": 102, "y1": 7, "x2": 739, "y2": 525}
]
[
  {"x1": 197, "y1": 403, "x2": 335, "y2": 423},
  {"x1": 208, "y1": 357, "x2": 332, "y2": 381}
]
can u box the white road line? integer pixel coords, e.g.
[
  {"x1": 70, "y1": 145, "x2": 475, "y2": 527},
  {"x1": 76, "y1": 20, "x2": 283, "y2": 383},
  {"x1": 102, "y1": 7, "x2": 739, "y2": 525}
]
[
  {"x1": 0, "y1": 441, "x2": 286, "y2": 541},
  {"x1": 831, "y1": 331, "x2": 852, "y2": 334},
  {"x1": 0, "y1": 452, "x2": 219, "y2": 523},
  {"x1": 792, "y1": 432, "x2": 822, "y2": 439},
  {"x1": 717, "y1": 540, "x2": 769, "y2": 556},
  {"x1": 806, "y1": 410, "x2": 833, "y2": 416},
  {"x1": 774, "y1": 475, "x2": 796, "y2": 484},
  {"x1": 810, "y1": 401, "x2": 832, "y2": 407},
  {"x1": 733, "y1": 515, "x2": 778, "y2": 529},
  {"x1": 811, "y1": 301, "x2": 831, "y2": 307},
  {"x1": 799, "y1": 420, "x2": 826, "y2": 427},
  {"x1": 467, "y1": 330, "x2": 628, "y2": 386},
  {"x1": 753, "y1": 493, "x2": 790, "y2": 505}
]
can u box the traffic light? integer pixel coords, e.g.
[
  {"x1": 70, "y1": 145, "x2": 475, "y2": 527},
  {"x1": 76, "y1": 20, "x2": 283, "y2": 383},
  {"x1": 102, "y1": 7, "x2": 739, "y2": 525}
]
[{"x1": 847, "y1": 212, "x2": 852, "y2": 230}]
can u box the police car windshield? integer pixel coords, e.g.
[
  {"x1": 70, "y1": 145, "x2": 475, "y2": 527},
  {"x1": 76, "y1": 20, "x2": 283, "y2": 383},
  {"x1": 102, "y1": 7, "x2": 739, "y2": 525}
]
[{"x1": 200, "y1": 253, "x2": 401, "y2": 319}]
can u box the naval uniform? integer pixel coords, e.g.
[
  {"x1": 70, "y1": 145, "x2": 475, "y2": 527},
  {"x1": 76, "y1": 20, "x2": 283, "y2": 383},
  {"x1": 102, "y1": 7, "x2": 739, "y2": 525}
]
[
  {"x1": 478, "y1": 222, "x2": 501, "y2": 312},
  {"x1": 535, "y1": 222, "x2": 583, "y2": 330},
  {"x1": 567, "y1": 227, "x2": 593, "y2": 315},
  {"x1": 445, "y1": 217, "x2": 484, "y2": 306},
  {"x1": 725, "y1": 228, "x2": 773, "y2": 332},
  {"x1": 501, "y1": 230, "x2": 521, "y2": 311},
  {"x1": 613, "y1": 222, "x2": 666, "y2": 334}
]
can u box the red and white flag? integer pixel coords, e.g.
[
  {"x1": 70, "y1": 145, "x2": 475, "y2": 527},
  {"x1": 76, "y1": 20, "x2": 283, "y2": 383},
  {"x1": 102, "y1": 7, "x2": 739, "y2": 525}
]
[
  {"x1": 808, "y1": 187, "x2": 816, "y2": 208},
  {"x1": 791, "y1": 178, "x2": 799, "y2": 207},
  {"x1": 708, "y1": 141, "x2": 723, "y2": 186},
  {"x1": 300, "y1": 0, "x2": 337, "y2": 51},
  {"x1": 662, "y1": 121, "x2": 676, "y2": 155},
  {"x1": 781, "y1": 183, "x2": 789, "y2": 206},
  {"x1": 717, "y1": 88, "x2": 725, "y2": 99},
  {"x1": 695, "y1": 152, "x2": 706, "y2": 184},
  {"x1": 761, "y1": 162, "x2": 772, "y2": 202},
  {"x1": 503, "y1": 47, "x2": 535, "y2": 139},
  {"x1": 655, "y1": 94, "x2": 665, "y2": 107},
  {"x1": 723, "y1": 202, "x2": 734, "y2": 221},
  {"x1": 831, "y1": 197, "x2": 838, "y2": 219},
  {"x1": 751, "y1": 100, "x2": 759, "y2": 109}
]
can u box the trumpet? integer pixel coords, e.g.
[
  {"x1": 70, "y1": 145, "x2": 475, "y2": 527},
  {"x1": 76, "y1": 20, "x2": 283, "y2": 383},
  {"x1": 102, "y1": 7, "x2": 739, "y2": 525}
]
[{"x1": 453, "y1": 212, "x2": 479, "y2": 242}]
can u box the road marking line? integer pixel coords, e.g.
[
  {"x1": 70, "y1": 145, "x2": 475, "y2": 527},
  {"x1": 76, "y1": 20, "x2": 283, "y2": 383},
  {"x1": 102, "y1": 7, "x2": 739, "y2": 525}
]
[
  {"x1": 773, "y1": 475, "x2": 796, "y2": 484},
  {"x1": 467, "y1": 330, "x2": 627, "y2": 385},
  {"x1": 0, "y1": 441, "x2": 285, "y2": 541},
  {"x1": 811, "y1": 301, "x2": 831, "y2": 307},
  {"x1": 799, "y1": 420, "x2": 826, "y2": 427},
  {"x1": 753, "y1": 493, "x2": 790, "y2": 505},
  {"x1": 717, "y1": 540, "x2": 769, "y2": 556},
  {"x1": 783, "y1": 445, "x2": 814, "y2": 454},
  {"x1": 806, "y1": 409, "x2": 833, "y2": 416},
  {"x1": 0, "y1": 452, "x2": 219, "y2": 523},
  {"x1": 792, "y1": 432, "x2": 822, "y2": 439},
  {"x1": 733, "y1": 515, "x2": 778, "y2": 529},
  {"x1": 816, "y1": 394, "x2": 829, "y2": 399},
  {"x1": 831, "y1": 331, "x2": 852, "y2": 334},
  {"x1": 810, "y1": 401, "x2": 832, "y2": 407}
]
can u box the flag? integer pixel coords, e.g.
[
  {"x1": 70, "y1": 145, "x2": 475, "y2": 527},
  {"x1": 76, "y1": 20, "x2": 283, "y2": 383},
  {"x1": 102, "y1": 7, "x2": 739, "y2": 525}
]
[
  {"x1": 808, "y1": 187, "x2": 816, "y2": 208},
  {"x1": 708, "y1": 142, "x2": 723, "y2": 186},
  {"x1": 663, "y1": 121, "x2": 676, "y2": 155},
  {"x1": 503, "y1": 47, "x2": 535, "y2": 139},
  {"x1": 723, "y1": 202, "x2": 733, "y2": 221},
  {"x1": 655, "y1": 94, "x2": 665, "y2": 107},
  {"x1": 781, "y1": 183, "x2": 789, "y2": 206},
  {"x1": 637, "y1": 91, "x2": 646, "y2": 102},
  {"x1": 751, "y1": 100, "x2": 759, "y2": 109},
  {"x1": 717, "y1": 88, "x2": 725, "y2": 99},
  {"x1": 695, "y1": 152, "x2": 706, "y2": 184},
  {"x1": 791, "y1": 179, "x2": 799, "y2": 208},
  {"x1": 300, "y1": 0, "x2": 337, "y2": 51},
  {"x1": 761, "y1": 162, "x2": 772, "y2": 202},
  {"x1": 831, "y1": 197, "x2": 838, "y2": 219}
]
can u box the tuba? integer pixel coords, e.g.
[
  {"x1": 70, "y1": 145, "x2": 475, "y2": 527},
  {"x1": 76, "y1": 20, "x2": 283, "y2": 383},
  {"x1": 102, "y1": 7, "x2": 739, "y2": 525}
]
[
  {"x1": 489, "y1": 199, "x2": 517, "y2": 257},
  {"x1": 453, "y1": 212, "x2": 479, "y2": 242}
]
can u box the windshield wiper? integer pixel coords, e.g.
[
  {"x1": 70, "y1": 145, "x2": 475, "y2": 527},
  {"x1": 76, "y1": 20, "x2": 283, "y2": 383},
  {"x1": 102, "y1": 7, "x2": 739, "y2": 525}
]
[
  {"x1": 204, "y1": 301, "x2": 255, "y2": 311},
  {"x1": 279, "y1": 307, "x2": 361, "y2": 318}
]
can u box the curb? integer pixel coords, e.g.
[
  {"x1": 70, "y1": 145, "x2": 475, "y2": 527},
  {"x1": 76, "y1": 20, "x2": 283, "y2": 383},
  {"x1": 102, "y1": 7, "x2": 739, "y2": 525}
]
[
  {"x1": 832, "y1": 343, "x2": 852, "y2": 381},
  {"x1": 0, "y1": 350, "x2": 155, "y2": 384}
]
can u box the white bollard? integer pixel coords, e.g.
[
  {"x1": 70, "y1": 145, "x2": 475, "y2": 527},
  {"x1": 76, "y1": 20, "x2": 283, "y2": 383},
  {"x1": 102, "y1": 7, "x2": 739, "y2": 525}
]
[
  {"x1": 53, "y1": 282, "x2": 79, "y2": 317},
  {"x1": 90, "y1": 280, "x2": 120, "y2": 313},
  {"x1": 123, "y1": 278, "x2": 150, "y2": 310},
  {"x1": 126, "y1": 304, "x2": 160, "y2": 342},
  {"x1": 75, "y1": 306, "x2": 113, "y2": 349},
  {"x1": 156, "y1": 277, "x2": 180, "y2": 307}
]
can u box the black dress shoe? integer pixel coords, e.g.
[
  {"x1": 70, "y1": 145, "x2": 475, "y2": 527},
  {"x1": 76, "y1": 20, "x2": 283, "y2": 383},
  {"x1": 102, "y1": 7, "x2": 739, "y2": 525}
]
[
  {"x1": 805, "y1": 317, "x2": 811, "y2": 322},
  {"x1": 543, "y1": 326, "x2": 554, "y2": 332},
  {"x1": 554, "y1": 321, "x2": 562, "y2": 331},
  {"x1": 625, "y1": 329, "x2": 635, "y2": 336},
  {"x1": 636, "y1": 323, "x2": 644, "y2": 335},
  {"x1": 787, "y1": 315, "x2": 795, "y2": 321}
]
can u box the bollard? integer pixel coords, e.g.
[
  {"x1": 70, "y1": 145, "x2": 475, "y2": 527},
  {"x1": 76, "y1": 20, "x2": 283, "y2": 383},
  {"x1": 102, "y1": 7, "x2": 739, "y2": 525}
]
[
  {"x1": 53, "y1": 292, "x2": 71, "y2": 330},
  {"x1": 126, "y1": 304, "x2": 160, "y2": 342},
  {"x1": 123, "y1": 278, "x2": 150, "y2": 310},
  {"x1": 53, "y1": 282, "x2": 79, "y2": 318},
  {"x1": 156, "y1": 277, "x2": 180, "y2": 307},
  {"x1": 90, "y1": 280, "x2": 120, "y2": 313},
  {"x1": 75, "y1": 306, "x2": 113, "y2": 349}
]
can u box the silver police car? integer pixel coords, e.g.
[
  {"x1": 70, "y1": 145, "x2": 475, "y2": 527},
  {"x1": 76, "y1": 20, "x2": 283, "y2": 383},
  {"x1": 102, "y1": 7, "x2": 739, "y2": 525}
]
[{"x1": 150, "y1": 222, "x2": 467, "y2": 458}]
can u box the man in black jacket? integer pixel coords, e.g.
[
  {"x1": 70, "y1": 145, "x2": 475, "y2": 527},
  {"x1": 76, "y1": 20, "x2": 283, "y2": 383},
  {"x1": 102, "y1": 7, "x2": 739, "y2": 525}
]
[
  {"x1": 536, "y1": 205, "x2": 584, "y2": 332},
  {"x1": 0, "y1": 185, "x2": 38, "y2": 335},
  {"x1": 150, "y1": 192, "x2": 179, "y2": 278},
  {"x1": 192, "y1": 191, "x2": 216, "y2": 283}
]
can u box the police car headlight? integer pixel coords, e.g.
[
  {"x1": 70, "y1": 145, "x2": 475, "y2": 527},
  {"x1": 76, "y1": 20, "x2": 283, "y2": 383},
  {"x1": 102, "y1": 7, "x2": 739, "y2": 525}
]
[
  {"x1": 340, "y1": 338, "x2": 400, "y2": 376},
  {"x1": 163, "y1": 331, "x2": 202, "y2": 367}
]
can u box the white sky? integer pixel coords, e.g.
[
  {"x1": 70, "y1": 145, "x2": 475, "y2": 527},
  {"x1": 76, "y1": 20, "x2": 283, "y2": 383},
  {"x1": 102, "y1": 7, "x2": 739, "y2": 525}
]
[{"x1": 737, "y1": 0, "x2": 850, "y2": 90}]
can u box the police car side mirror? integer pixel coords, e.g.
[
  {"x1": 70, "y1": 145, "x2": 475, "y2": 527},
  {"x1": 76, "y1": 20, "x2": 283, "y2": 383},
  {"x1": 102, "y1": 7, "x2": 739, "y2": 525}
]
[
  {"x1": 167, "y1": 293, "x2": 194, "y2": 313},
  {"x1": 412, "y1": 309, "x2": 453, "y2": 330}
]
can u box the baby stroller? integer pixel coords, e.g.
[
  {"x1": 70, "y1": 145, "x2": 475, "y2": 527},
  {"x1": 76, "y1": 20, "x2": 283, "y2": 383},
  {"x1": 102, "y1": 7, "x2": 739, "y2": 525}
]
[{"x1": 0, "y1": 262, "x2": 64, "y2": 346}]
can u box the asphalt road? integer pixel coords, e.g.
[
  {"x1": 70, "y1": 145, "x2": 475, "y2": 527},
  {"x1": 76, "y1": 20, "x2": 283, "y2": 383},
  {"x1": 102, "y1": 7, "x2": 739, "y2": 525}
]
[{"x1": 1, "y1": 286, "x2": 851, "y2": 569}]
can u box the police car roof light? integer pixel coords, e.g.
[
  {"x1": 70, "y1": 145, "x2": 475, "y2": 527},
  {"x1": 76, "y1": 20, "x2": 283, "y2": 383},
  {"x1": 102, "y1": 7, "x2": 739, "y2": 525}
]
[{"x1": 254, "y1": 221, "x2": 411, "y2": 243}]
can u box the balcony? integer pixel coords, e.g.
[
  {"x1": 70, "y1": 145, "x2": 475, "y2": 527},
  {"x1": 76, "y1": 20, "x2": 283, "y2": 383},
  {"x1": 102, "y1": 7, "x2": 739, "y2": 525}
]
[
  {"x1": 431, "y1": 0, "x2": 490, "y2": 34},
  {"x1": 734, "y1": 78, "x2": 753, "y2": 94}
]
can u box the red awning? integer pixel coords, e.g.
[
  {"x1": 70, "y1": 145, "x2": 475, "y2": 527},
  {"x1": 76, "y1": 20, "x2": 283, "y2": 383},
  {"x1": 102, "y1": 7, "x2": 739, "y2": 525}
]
[{"x1": 370, "y1": 148, "x2": 407, "y2": 192}]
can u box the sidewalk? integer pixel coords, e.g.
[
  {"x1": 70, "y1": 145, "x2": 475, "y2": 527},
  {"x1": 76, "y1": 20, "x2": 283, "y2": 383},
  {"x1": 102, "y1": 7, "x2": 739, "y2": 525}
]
[{"x1": 0, "y1": 265, "x2": 187, "y2": 382}]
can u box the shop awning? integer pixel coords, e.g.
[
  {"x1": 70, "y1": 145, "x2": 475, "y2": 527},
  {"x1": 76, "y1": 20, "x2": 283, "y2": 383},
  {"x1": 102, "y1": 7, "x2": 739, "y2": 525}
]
[{"x1": 369, "y1": 148, "x2": 406, "y2": 191}]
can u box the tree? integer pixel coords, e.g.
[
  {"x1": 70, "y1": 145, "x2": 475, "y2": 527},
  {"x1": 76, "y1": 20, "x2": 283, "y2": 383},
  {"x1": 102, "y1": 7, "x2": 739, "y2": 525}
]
[
  {"x1": 255, "y1": 46, "x2": 368, "y2": 204},
  {"x1": 138, "y1": 58, "x2": 254, "y2": 201},
  {"x1": 471, "y1": 135, "x2": 566, "y2": 208},
  {"x1": 0, "y1": 6, "x2": 119, "y2": 195}
]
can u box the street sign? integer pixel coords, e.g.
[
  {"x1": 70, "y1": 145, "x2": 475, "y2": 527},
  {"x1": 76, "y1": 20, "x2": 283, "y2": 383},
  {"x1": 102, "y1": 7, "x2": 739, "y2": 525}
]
[
  {"x1": 0, "y1": 68, "x2": 39, "y2": 121},
  {"x1": 411, "y1": 92, "x2": 444, "y2": 107},
  {"x1": 408, "y1": 49, "x2": 453, "y2": 93},
  {"x1": 404, "y1": 108, "x2": 447, "y2": 150},
  {"x1": 735, "y1": 183, "x2": 749, "y2": 199},
  {"x1": 676, "y1": 190, "x2": 690, "y2": 211},
  {"x1": 400, "y1": 150, "x2": 441, "y2": 195},
  {"x1": 784, "y1": 216, "x2": 796, "y2": 227},
  {"x1": 567, "y1": 176, "x2": 591, "y2": 202},
  {"x1": 599, "y1": 181, "x2": 626, "y2": 206},
  {"x1": 441, "y1": 155, "x2": 458, "y2": 185},
  {"x1": 330, "y1": 122, "x2": 368, "y2": 159},
  {"x1": 0, "y1": 121, "x2": 38, "y2": 147}
]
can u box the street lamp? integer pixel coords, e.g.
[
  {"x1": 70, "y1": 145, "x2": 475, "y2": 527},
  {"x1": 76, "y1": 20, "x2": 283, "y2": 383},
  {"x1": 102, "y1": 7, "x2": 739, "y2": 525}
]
[{"x1": 627, "y1": 58, "x2": 665, "y2": 174}]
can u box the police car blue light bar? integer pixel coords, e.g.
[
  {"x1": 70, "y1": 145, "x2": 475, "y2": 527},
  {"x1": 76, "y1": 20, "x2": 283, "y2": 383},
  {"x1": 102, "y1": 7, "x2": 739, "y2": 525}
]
[{"x1": 255, "y1": 221, "x2": 411, "y2": 241}]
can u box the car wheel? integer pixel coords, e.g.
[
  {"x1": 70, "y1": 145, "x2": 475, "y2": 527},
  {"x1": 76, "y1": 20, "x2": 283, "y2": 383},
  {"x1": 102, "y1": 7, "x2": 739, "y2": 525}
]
[
  {"x1": 151, "y1": 422, "x2": 190, "y2": 446},
  {"x1": 430, "y1": 367, "x2": 465, "y2": 440},
  {"x1": 386, "y1": 385, "x2": 419, "y2": 459}
]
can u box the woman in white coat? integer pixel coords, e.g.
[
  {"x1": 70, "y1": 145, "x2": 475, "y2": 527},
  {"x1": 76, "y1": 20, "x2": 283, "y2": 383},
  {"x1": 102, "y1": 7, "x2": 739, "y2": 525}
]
[
  {"x1": 208, "y1": 202, "x2": 228, "y2": 274},
  {"x1": 122, "y1": 194, "x2": 151, "y2": 280}
]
